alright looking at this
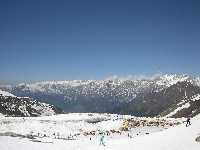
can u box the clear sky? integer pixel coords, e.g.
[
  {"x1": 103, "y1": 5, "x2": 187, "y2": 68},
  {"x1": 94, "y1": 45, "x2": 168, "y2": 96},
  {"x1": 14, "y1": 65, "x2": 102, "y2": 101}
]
[{"x1": 1, "y1": 0, "x2": 200, "y2": 81}]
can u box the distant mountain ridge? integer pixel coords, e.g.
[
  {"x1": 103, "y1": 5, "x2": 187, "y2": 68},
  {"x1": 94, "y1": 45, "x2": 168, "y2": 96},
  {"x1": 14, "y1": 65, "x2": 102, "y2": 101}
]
[{"x1": 1, "y1": 74, "x2": 200, "y2": 117}]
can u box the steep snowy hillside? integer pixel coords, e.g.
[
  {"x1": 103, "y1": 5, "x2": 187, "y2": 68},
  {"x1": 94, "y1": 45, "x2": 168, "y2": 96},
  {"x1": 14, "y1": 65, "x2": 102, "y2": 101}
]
[
  {"x1": 165, "y1": 93, "x2": 200, "y2": 118},
  {"x1": 0, "y1": 89, "x2": 62, "y2": 117},
  {"x1": 118, "y1": 81, "x2": 200, "y2": 117}
]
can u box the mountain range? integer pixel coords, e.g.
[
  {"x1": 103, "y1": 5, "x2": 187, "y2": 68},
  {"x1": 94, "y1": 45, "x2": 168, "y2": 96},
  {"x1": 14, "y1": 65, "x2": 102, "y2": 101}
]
[{"x1": 1, "y1": 74, "x2": 200, "y2": 117}]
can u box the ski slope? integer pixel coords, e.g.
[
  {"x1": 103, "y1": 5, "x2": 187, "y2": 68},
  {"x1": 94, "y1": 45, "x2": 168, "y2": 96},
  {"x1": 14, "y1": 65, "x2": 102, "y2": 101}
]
[{"x1": 0, "y1": 114, "x2": 199, "y2": 150}]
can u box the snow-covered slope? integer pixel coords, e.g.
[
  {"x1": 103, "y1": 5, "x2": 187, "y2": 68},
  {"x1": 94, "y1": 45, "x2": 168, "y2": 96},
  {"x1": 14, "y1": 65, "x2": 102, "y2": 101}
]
[
  {"x1": 0, "y1": 89, "x2": 16, "y2": 97},
  {"x1": 0, "y1": 90, "x2": 62, "y2": 117},
  {"x1": 116, "y1": 80, "x2": 200, "y2": 117},
  {"x1": 0, "y1": 113, "x2": 199, "y2": 150},
  {"x1": 0, "y1": 113, "x2": 180, "y2": 139},
  {"x1": 166, "y1": 93, "x2": 200, "y2": 118},
  {"x1": 118, "y1": 116, "x2": 200, "y2": 150}
]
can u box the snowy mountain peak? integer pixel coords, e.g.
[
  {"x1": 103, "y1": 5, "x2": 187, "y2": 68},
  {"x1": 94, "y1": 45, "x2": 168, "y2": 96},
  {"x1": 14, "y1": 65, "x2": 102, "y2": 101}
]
[
  {"x1": 9, "y1": 74, "x2": 198, "y2": 100},
  {"x1": 156, "y1": 74, "x2": 190, "y2": 87},
  {"x1": 1, "y1": 74, "x2": 200, "y2": 117}
]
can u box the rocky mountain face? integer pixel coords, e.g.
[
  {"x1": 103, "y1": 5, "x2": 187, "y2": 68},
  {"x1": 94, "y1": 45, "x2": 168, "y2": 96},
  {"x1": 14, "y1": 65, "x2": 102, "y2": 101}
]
[
  {"x1": 1, "y1": 74, "x2": 200, "y2": 117},
  {"x1": 0, "y1": 90, "x2": 62, "y2": 117},
  {"x1": 116, "y1": 81, "x2": 200, "y2": 117}
]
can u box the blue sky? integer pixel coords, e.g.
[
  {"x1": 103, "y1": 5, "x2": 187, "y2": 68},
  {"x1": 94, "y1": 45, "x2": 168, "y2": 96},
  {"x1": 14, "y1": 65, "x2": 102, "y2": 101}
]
[{"x1": 1, "y1": 0, "x2": 200, "y2": 81}]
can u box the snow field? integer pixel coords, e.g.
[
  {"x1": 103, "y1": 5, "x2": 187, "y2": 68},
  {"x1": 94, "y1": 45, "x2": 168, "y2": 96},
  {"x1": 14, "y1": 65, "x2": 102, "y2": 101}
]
[{"x1": 0, "y1": 113, "x2": 196, "y2": 150}]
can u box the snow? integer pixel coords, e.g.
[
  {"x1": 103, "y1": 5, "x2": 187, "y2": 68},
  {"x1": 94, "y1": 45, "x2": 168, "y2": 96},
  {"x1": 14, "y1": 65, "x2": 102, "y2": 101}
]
[
  {"x1": 13, "y1": 74, "x2": 193, "y2": 96},
  {"x1": 0, "y1": 113, "x2": 193, "y2": 150},
  {"x1": 191, "y1": 94, "x2": 200, "y2": 102},
  {"x1": 166, "y1": 102, "x2": 191, "y2": 117},
  {"x1": 0, "y1": 117, "x2": 199, "y2": 150},
  {"x1": 31, "y1": 103, "x2": 56, "y2": 116},
  {"x1": 165, "y1": 93, "x2": 200, "y2": 118},
  {"x1": 18, "y1": 105, "x2": 30, "y2": 116},
  {"x1": 0, "y1": 89, "x2": 16, "y2": 97},
  {"x1": 156, "y1": 74, "x2": 189, "y2": 87},
  {"x1": 19, "y1": 80, "x2": 95, "y2": 93},
  {"x1": 0, "y1": 89, "x2": 57, "y2": 117},
  {"x1": 0, "y1": 114, "x2": 126, "y2": 138},
  {"x1": 126, "y1": 117, "x2": 200, "y2": 150}
]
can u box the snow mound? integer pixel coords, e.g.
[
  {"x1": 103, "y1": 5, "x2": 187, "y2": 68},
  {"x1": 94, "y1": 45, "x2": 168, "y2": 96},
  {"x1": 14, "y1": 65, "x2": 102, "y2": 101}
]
[{"x1": 0, "y1": 89, "x2": 16, "y2": 97}]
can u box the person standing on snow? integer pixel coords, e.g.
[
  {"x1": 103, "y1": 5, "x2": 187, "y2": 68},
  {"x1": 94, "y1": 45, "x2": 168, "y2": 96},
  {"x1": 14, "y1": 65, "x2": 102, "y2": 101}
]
[
  {"x1": 99, "y1": 132, "x2": 106, "y2": 146},
  {"x1": 100, "y1": 134, "x2": 106, "y2": 146},
  {"x1": 186, "y1": 117, "x2": 191, "y2": 127}
]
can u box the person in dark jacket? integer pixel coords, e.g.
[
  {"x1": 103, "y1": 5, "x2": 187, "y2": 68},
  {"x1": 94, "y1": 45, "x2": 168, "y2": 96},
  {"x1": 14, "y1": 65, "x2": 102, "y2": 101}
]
[{"x1": 186, "y1": 117, "x2": 191, "y2": 127}]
